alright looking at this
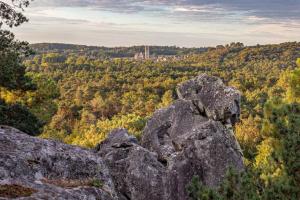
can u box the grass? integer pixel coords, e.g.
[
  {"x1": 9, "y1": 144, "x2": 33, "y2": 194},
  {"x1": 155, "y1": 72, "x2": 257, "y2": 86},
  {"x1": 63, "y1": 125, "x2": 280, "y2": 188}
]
[
  {"x1": 42, "y1": 178, "x2": 104, "y2": 189},
  {"x1": 0, "y1": 184, "x2": 36, "y2": 198}
]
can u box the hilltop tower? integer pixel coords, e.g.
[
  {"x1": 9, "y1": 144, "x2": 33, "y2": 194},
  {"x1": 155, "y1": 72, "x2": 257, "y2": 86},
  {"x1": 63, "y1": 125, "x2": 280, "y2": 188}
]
[{"x1": 145, "y1": 46, "x2": 150, "y2": 59}]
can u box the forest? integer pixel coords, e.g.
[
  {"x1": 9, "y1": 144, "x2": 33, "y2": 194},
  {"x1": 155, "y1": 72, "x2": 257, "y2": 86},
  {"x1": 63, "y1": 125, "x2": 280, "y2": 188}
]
[
  {"x1": 0, "y1": 0, "x2": 299, "y2": 199},
  {"x1": 15, "y1": 42, "x2": 299, "y2": 148}
]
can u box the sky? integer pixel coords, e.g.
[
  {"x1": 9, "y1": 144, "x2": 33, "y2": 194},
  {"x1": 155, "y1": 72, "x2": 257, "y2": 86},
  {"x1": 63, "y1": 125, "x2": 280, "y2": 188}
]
[{"x1": 7, "y1": 0, "x2": 300, "y2": 47}]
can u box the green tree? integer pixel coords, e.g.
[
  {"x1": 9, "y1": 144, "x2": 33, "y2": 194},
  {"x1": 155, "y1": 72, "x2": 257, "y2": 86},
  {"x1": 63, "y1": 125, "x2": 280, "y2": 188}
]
[
  {"x1": 0, "y1": 99, "x2": 42, "y2": 135},
  {"x1": 158, "y1": 90, "x2": 174, "y2": 109},
  {"x1": 90, "y1": 92, "x2": 108, "y2": 119},
  {"x1": 0, "y1": 0, "x2": 30, "y2": 27},
  {"x1": 0, "y1": 0, "x2": 42, "y2": 135},
  {"x1": 286, "y1": 59, "x2": 300, "y2": 103},
  {"x1": 26, "y1": 73, "x2": 59, "y2": 124},
  {"x1": 235, "y1": 115, "x2": 261, "y2": 159},
  {"x1": 0, "y1": 29, "x2": 34, "y2": 90},
  {"x1": 0, "y1": 0, "x2": 33, "y2": 90}
]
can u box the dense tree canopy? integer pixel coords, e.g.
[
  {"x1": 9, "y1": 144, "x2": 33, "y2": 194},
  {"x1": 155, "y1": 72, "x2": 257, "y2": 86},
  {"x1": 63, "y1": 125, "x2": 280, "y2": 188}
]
[{"x1": 16, "y1": 42, "x2": 299, "y2": 146}]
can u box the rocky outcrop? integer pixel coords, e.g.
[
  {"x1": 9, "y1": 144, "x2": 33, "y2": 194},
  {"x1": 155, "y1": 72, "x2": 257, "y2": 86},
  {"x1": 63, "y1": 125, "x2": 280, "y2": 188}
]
[
  {"x1": 0, "y1": 125, "x2": 118, "y2": 200},
  {"x1": 0, "y1": 74, "x2": 244, "y2": 200},
  {"x1": 96, "y1": 129, "x2": 170, "y2": 200},
  {"x1": 97, "y1": 74, "x2": 244, "y2": 200},
  {"x1": 176, "y1": 74, "x2": 241, "y2": 124}
]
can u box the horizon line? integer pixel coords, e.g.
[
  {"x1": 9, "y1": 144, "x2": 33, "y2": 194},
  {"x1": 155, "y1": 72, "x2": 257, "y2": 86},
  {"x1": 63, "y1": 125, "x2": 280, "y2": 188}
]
[{"x1": 30, "y1": 41, "x2": 300, "y2": 49}]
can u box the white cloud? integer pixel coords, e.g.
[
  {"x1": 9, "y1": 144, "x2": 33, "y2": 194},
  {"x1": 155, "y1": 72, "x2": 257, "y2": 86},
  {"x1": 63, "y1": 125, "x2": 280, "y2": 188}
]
[{"x1": 7, "y1": 0, "x2": 300, "y2": 46}]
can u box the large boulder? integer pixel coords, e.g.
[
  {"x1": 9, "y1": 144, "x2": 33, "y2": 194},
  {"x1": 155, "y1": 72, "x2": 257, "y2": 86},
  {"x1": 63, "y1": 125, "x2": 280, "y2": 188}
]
[
  {"x1": 97, "y1": 74, "x2": 244, "y2": 200},
  {"x1": 0, "y1": 125, "x2": 118, "y2": 200},
  {"x1": 142, "y1": 74, "x2": 243, "y2": 189}
]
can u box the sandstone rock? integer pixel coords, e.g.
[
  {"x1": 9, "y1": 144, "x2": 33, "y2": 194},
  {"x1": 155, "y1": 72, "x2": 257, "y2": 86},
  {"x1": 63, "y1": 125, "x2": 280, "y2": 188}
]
[
  {"x1": 0, "y1": 125, "x2": 118, "y2": 200},
  {"x1": 141, "y1": 102, "x2": 244, "y2": 200},
  {"x1": 141, "y1": 74, "x2": 244, "y2": 199},
  {"x1": 96, "y1": 129, "x2": 171, "y2": 200},
  {"x1": 96, "y1": 74, "x2": 244, "y2": 200},
  {"x1": 177, "y1": 73, "x2": 241, "y2": 124}
]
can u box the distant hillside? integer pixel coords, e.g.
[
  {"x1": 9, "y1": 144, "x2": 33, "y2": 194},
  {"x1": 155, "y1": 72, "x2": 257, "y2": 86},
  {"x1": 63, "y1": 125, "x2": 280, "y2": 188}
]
[{"x1": 30, "y1": 43, "x2": 208, "y2": 58}]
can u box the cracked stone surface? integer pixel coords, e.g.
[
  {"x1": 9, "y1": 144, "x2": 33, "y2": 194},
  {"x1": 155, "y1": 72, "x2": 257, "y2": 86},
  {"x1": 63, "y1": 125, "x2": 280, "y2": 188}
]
[
  {"x1": 0, "y1": 125, "x2": 118, "y2": 200},
  {"x1": 97, "y1": 74, "x2": 244, "y2": 200},
  {"x1": 176, "y1": 73, "x2": 241, "y2": 124},
  {"x1": 96, "y1": 129, "x2": 170, "y2": 200}
]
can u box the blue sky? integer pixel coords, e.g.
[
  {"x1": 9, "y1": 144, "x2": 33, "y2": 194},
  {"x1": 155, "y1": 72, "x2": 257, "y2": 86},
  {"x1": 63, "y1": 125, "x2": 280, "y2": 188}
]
[{"x1": 9, "y1": 0, "x2": 300, "y2": 47}]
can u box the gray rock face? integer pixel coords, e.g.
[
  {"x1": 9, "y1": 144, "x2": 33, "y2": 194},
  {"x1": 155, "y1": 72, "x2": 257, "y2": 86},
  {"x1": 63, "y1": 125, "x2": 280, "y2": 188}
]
[
  {"x1": 97, "y1": 74, "x2": 244, "y2": 200},
  {"x1": 96, "y1": 129, "x2": 170, "y2": 200},
  {"x1": 0, "y1": 125, "x2": 118, "y2": 200},
  {"x1": 0, "y1": 74, "x2": 243, "y2": 200},
  {"x1": 177, "y1": 73, "x2": 241, "y2": 124}
]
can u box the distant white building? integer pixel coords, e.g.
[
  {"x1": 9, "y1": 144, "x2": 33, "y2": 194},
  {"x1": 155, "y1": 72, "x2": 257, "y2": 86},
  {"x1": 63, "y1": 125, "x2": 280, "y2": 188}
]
[
  {"x1": 134, "y1": 46, "x2": 151, "y2": 60},
  {"x1": 134, "y1": 52, "x2": 145, "y2": 60}
]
